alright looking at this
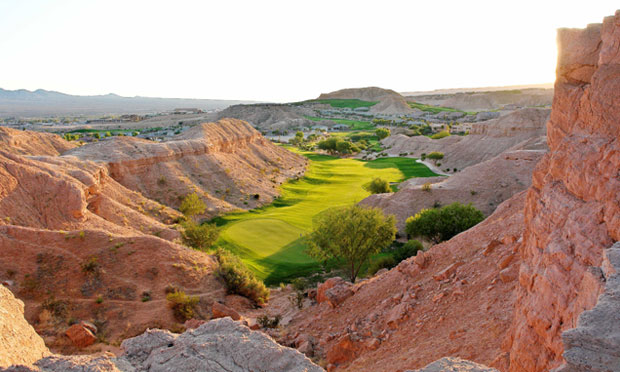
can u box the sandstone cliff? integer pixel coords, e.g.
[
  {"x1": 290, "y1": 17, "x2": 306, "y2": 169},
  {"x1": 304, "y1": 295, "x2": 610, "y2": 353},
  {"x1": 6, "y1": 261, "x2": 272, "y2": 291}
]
[{"x1": 507, "y1": 11, "x2": 620, "y2": 371}]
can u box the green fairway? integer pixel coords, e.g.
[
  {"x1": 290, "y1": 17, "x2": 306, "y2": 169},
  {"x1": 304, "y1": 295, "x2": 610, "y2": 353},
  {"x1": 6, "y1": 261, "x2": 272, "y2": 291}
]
[{"x1": 214, "y1": 150, "x2": 439, "y2": 285}]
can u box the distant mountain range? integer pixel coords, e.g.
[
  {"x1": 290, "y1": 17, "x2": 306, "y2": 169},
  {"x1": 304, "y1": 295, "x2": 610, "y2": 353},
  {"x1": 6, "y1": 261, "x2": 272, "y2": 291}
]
[{"x1": 0, "y1": 88, "x2": 256, "y2": 117}]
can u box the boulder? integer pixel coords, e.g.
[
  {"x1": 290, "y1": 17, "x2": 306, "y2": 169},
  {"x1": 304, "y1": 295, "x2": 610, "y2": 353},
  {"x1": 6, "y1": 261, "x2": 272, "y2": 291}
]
[
  {"x1": 212, "y1": 302, "x2": 241, "y2": 321},
  {"x1": 65, "y1": 324, "x2": 97, "y2": 348},
  {"x1": 408, "y1": 357, "x2": 498, "y2": 371},
  {"x1": 317, "y1": 277, "x2": 346, "y2": 304},
  {"x1": 325, "y1": 284, "x2": 354, "y2": 308}
]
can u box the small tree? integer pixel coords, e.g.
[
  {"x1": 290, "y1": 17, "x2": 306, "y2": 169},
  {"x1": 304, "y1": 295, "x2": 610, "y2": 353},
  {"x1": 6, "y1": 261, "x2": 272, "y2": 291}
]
[
  {"x1": 426, "y1": 151, "x2": 444, "y2": 165},
  {"x1": 307, "y1": 205, "x2": 396, "y2": 282},
  {"x1": 179, "y1": 193, "x2": 206, "y2": 218},
  {"x1": 368, "y1": 177, "x2": 392, "y2": 194},
  {"x1": 375, "y1": 128, "x2": 391, "y2": 140},
  {"x1": 431, "y1": 131, "x2": 450, "y2": 139},
  {"x1": 405, "y1": 202, "x2": 484, "y2": 243},
  {"x1": 181, "y1": 221, "x2": 219, "y2": 251}
]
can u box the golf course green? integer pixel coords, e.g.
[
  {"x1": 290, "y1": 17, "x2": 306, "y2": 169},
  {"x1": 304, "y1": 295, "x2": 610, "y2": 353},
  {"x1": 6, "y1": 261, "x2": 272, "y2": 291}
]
[{"x1": 214, "y1": 150, "x2": 438, "y2": 285}]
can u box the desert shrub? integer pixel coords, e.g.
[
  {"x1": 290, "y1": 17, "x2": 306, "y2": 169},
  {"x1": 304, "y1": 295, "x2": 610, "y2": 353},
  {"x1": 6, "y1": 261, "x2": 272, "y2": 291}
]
[
  {"x1": 405, "y1": 202, "x2": 484, "y2": 243},
  {"x1": 368, "y1": 177, "x2": 392, "y2": 194},
  {"x1": 179, "y1": 193, "x2": 206, "y2": 217},
  {"x1": 367, "y1": 256, "x2": 397, "y2": 276},
  {"x1": 394, "y1": 240, "x2": 424, "y2": 262},
  {"x1": 257, "y1": 314, "x2": 281, "y2": 328},
  {"x1": 81, "y1": 257, "x2": 99, "y2": 275},
  {"x1": 141, "y1": 291, "x2": 151, "y2": 302},
  {"x1": 166, "y1": 290, "x2": 199, "y2": 322},
  {"x1": 180, "y1": 221, "x2": 219, "y2": 251},
  {"x1": 288, "y1": 291, "x2": 304, "y2": 309},
  {"x1": 431, "y1": 131, "x2": 450, "y2": 139},
  {"x1": 42, "y1": 296, "x2": 69, "y2": 320},
  {"x1": 216, "y1": 248, "x2": 269, "y2": 304},
  {"x1": 420, "y1": 153, "x2": 427, "y2": 160},
  {"x1": 375, "y1": 128, "x2": 391, "y2": 140},
  {"x1": 421, "y1": 182, "x2": 432, "y2": 192}
]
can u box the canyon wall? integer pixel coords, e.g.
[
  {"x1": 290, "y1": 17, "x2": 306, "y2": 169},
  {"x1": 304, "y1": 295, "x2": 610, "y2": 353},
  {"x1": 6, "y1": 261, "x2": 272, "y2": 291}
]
[{"x1": 507, "y1": 11, "x2": 620, "y2": 371}]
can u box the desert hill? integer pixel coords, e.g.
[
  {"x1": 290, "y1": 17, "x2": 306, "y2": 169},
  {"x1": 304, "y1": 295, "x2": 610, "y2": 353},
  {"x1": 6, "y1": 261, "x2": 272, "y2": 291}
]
[
  {"x1": 0, "y1": 88, "x2": 254, "y2": 117},
  {"x1": 279, "y1": 11, "x2": 619, "y2": 372},
  {"x1": 213, "y1": 104, "x2": 315, "y2": 132},
  {"x1": 382, "y1": 107, "x2": 549, "y2": 172},
  {"x1": 405, "y1": 88, "x2": 553, "y2": 112},
  {"x1": 318, "y1": 87, "x2": 412, "y2": 114},
  {"x1": 361, "y1": 149, "x2": 545, "y2": 232},
  {"x1": 0, "y1": 118, "x2": 307, "y2": 350}
]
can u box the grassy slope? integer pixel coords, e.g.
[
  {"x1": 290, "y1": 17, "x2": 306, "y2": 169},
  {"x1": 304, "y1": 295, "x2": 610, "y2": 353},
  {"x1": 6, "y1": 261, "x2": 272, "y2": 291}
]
[
  {"x1": 408, "y1": 101, "x2": 476, "y2": 116},
  {"x1": 215, "y1": 149, "x2": 438, "y2": 284}
]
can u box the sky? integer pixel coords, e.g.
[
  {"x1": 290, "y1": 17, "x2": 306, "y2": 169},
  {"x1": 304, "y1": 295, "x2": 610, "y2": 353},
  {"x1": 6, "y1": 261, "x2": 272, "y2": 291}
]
[{"x1": 0, "y1": 0, "x2": 617, "y2": 102}]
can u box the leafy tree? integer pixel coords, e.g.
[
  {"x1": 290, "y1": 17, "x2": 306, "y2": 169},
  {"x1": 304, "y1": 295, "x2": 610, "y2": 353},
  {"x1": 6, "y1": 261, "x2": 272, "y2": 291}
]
[
  {"x1": 181, "y1": 220, "x2": 219, "y2": 251},
  {"x1": 426, "y1": 151, "x2": 444, "y2": 165},
  {"x1": 104, "y1": 131, "x2": 112, "y2": 137},
  {"x1": 93, "y1": 132, "x2": 101, "y2": 139},
  {"x1": 405, "y1": 202, "x2": 484, "y2": 243},
  {"x1": 336, "y1": 140, "x2": 354, "y2": 154},
  {"x1": 375, "y1": 128, "x2": 391, "y2": 140},
  {"x1": 179, "y1": 193, "x2": 206, "y2": 218},
  {"x1": 368, "y1": 177, "x2": 392, "y2": 194},
  {"x1": 132, "y1": 131, "x2": 139, "y2": 136},
  {"x1": 307, "y1": 205, "x2": 396, "y2": 282}
]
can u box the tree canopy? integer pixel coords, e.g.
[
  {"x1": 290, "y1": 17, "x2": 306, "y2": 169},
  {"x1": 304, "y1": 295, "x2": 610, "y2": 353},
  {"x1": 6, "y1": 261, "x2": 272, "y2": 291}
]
[{"x1": 307, "y1": 205, "x2": 396, "y2": 282}]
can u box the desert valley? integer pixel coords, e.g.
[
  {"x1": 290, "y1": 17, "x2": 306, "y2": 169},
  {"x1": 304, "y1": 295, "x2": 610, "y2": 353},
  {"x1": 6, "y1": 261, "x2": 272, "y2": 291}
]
[{"x1": 0, "y1": 5, "x2": 619, "y2": 372}]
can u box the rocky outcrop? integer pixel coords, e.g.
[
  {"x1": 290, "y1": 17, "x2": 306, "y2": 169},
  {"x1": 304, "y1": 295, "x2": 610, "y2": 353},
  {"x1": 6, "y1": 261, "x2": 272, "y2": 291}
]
[
  {"x1": 382, "y1": 108, "x2": 549, "y2": 171},
  {"x1": 0, "y1": 285, "x2": 49, "y2": 368},
  {"x1": 554, "y1": 242, "x2": 620, "y2": 372},
  {"x1": 0, "y1": 127, "x2": 75, "y2": 156},
  {"x1": 507, "y1": 11, "x2": 620, "y2": 372},
  {"x1": 361, "y1": 148, "x2": 545, "y2": 232},
  {"x1": 0, "y1": 119, "x2": 305, "y2": 349},
  {"x1": 318, "y1": 87, "x2": 412, "y2": 114},
  {"x1": 409, "y1": 357, "x2": 498, "y2": 372},
  {"x1": 64, "y1": 119, "x2": 307, "y2": 215},
  {"x1": 406, "y1": 88, "x2": 553, "y2": 112},
  {"x1": 2, "y1": 317, "x2": 324, "y2": 372},
  {"x1": 214, "y1": 104, "x2": 316, "y2": 131}
]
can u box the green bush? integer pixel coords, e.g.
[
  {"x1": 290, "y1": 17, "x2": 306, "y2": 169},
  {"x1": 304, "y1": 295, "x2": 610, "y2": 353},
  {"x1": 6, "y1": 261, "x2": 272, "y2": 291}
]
[
  {"x1": 216, "y1": 248, "x2": 269, "y2": 304},
  {"x1": 257, "y1": 314, "x2": 281, "y2": 328},
  {"x1": 394, "y1": 240, "x2": 424, "y2": 262},
  {"x1": 375, "y1": 128, "x2": 391, "y2": 140},
  {"x1": 368, "y1": 177, "x2": 392, "y2": 194},
  {"x1": 431, "y1": 131, "x2": 450, "y2": 139},
  {"x1": 367, "y1": 256, "x2": 396, "y2": 276},
  {"x1": 166, "y1": 290, "x2": 199, "y2": 322},
  {"x1": 181, "y1": 221, "x2": 219, "y2": 251},
  {"x1": 405, "y1": 202, "x2": 484, "y2": 243}
]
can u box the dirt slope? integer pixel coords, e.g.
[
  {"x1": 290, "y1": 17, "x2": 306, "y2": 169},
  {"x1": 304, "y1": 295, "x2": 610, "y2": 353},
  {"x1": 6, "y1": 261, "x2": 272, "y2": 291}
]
[
  {"x1": 382, "y1": 108, "x2": 549, "y2": 171},
  {"x1": 0, "y1": 127, "x2": 75, "y2": 156},
  {"x1": 361, "y1": 149, "x2": 545, "y2": 232},
  {"x1": 406, "y1": 88, "x2": 553, "y2": 112},
  {"x1": 283, "y1": 192, "x2": 526, "y2": 371}
]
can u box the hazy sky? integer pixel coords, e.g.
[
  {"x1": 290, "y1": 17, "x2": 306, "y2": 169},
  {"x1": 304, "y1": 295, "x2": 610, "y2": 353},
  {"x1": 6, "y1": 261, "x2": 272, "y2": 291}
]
[{"x1": 0, "y1": 1, "x2": 617, "y2": 102}]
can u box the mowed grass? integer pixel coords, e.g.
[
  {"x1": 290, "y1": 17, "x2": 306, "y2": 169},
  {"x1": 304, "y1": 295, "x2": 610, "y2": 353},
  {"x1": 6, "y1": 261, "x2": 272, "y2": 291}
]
[
  {"x1": 214, "y1": 150, "x2": 439, "y2": 285},
  {"x1": 312, "y1": 99, "x2": 378, "y2": 108},
  {"x1": 304, "y1": 116, "x2": 375, "y2": 131}
]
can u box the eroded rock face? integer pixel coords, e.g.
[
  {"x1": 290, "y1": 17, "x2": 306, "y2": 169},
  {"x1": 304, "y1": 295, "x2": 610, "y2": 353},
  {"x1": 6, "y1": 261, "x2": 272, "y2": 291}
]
[
  {"x1": 0, "y1": 127, "x2": 75, "y2": 156},
  {"x1": 554, "y1": 242, "x2": 620, "y2": 372},
  {"x1": 0, "y1": 285, "x2": 49, "y2": 368},
  {"x1": 507, "y1": 11, "x2": 620, "y2": 372},
  {"x1": 2, "y1": 318, "x2": 324, "y2": 372}
]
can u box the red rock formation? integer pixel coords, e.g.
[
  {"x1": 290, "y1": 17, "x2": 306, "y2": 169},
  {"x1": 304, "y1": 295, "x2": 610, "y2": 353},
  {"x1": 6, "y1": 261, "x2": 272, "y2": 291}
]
[{"x1": 507, "y1": 11, "x2": 620, "y2": 371}]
